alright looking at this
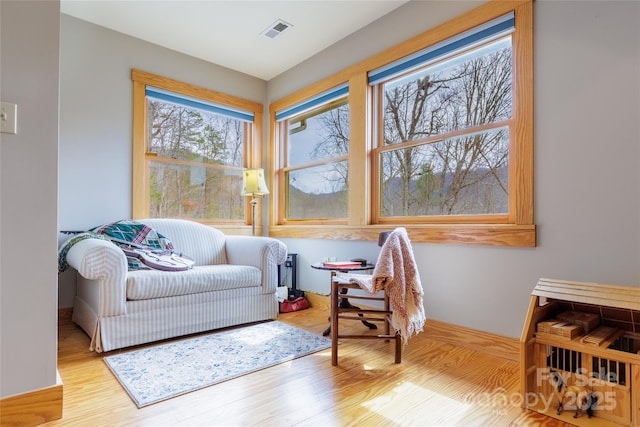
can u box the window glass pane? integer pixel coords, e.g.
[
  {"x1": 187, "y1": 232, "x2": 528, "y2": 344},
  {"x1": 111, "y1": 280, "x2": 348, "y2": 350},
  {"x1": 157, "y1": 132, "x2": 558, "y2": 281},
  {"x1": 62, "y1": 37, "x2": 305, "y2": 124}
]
[
  {"x1": 286, "y1": 161, "x2": 348, "y2": 220},
  {"x1": 380, "y1": 127, "x2": 509, "y2": 217},
  {"x1": 149, "y1": 161, "x2": 244, "y2": 220},
  {"x1": 382, "y1": 38, "x2": 512, "y2": 146},
  {"x1": 287, "y1": 100, "x2": 349, "y2": 167},
  {"x1": 282, "y1": 96, "x2": 349, "y2": 221},
  {"x1": 148, "y1": 100, "x2": 244, "y2": 167}
]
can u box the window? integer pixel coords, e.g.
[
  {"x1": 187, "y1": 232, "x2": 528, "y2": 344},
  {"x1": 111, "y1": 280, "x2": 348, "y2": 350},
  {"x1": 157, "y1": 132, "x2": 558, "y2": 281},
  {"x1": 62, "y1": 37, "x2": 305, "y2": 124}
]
[
  {"x1": 274, "y1": 84, "x2": 350, "y2": 223},
  {"x1": 132, "y1": 70, "x2": 263, "y2": 230},
  {"x1": 371, "y1": 15, "x2": 514, "y2": 221},
  {"x1": 270, "y1": 1, "x2": 533, "y2": 246}
]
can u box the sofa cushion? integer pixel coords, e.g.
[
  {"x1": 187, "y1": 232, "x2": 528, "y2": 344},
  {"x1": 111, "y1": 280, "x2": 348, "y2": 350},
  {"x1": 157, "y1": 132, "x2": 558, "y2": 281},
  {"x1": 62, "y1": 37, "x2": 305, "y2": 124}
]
[{"x1": 126, "y1": 264, "x2": 261, "y2": 300}]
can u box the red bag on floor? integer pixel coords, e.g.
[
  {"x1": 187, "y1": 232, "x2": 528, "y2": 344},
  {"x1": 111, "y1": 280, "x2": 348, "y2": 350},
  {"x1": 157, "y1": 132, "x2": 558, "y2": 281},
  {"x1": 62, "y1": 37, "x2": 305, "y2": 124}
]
[{"x1": 279, "y1": 296, "x2": 309, "y2": 313}]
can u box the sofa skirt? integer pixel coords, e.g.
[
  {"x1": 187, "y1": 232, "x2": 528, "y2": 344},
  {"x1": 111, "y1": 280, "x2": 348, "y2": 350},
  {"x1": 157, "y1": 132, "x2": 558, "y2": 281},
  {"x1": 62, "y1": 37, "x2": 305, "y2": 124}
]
[{"x1": 72, "y1": 287, "x2": 278, "y2": 352}]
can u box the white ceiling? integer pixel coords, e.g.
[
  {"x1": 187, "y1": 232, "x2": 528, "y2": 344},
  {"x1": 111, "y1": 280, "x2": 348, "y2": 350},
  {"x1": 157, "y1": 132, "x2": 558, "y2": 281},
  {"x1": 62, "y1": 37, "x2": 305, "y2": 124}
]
[{"x1": 61, "y1": 0, "x2": 409, "y2": 81}]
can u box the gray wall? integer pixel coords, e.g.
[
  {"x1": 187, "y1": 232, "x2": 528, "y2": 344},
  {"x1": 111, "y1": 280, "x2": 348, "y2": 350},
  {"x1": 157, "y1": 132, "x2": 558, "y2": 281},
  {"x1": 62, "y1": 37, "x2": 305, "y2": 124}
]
[
  {"x1": 273, "y1": 0, "x2": 640, "y2": 338},
  {"x1": 58, "y1": 14, "x2": 268, "y2": 306},
  {"x1": 57, "y1": 0, "x2": 639, "y2": 342},
  {"x1": 1, "y1": 1, "x2": 60, "y2": 398},
  {"x1": 269, "y1": 1, "x2": 482, "y2": 99},
  {"x1": 59, "y1": 13, "x2": 266, "y2": 230}
]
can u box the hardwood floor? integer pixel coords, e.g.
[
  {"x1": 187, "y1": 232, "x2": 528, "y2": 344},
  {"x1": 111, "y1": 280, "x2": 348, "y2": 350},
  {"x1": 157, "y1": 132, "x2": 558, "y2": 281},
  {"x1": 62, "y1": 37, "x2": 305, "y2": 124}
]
[{"x1": 45, "y1": 307, "x2": 570, "y2": 427}]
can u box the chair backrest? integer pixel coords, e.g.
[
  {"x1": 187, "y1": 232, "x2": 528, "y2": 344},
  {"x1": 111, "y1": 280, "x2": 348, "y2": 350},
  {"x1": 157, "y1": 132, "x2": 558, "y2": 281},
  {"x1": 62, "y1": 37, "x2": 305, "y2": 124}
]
[
  {"x1": 374, "y1": 226, "x2": 425, "y2": 343},
  {"x1": 373, "y1": 227, "x2": 418, "y2": 287},
  {"x1": 378, "y1": 230, "x2": 393, "y2": 247}
]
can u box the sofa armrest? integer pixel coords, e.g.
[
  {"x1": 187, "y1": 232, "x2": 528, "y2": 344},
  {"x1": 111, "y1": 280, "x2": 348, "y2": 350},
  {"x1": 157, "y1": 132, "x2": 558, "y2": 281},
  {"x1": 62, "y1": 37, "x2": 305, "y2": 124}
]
[
  {"x1": 66, "y1": 238, "x2": 128, "y2": 317},
  {"x1": 225, "y1": 236, "x2": 287, "y2": 294}
]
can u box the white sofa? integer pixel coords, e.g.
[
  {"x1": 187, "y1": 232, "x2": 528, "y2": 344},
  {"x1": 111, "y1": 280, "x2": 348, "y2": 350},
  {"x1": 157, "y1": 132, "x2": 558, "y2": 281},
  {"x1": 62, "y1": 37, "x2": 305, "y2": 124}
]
[{"x1": 65, "y1": 218, "x2": 287, "y2": 353}]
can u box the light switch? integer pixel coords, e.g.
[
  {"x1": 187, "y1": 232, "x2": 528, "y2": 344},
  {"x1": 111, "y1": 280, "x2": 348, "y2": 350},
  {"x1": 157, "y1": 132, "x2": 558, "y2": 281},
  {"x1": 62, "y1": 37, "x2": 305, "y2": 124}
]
[{"x1": 1, "y1": 102, "x2": 17, "y2": 134}]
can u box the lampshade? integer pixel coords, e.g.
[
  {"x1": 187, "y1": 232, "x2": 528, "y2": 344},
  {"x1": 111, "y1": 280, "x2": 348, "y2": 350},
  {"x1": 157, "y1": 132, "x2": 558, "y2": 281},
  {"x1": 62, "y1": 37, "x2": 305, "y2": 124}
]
[{"x1": 241, "y1": 168, "x2": 269, "y2": 196}]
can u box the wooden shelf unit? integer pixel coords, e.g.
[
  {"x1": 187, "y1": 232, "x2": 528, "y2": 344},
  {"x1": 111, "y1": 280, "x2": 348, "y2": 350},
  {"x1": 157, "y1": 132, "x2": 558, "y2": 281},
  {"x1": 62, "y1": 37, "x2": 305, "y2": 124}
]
[{"x1": 520, "y1": 278, "x2": 640, "y2": 427}]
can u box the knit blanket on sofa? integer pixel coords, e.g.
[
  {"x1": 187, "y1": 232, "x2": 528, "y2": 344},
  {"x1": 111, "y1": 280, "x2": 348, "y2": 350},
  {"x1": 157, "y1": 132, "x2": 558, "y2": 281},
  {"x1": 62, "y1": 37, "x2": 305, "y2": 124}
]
[{"x1": 348, "y1": 227, "x2": 426, "y2": 344}]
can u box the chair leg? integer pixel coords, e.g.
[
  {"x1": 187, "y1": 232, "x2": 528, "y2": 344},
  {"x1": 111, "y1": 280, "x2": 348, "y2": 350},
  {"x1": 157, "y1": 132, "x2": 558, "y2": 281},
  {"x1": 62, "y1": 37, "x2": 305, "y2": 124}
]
[
  {"x1": 330, "y1": 280, "x2": 339, "y2": 366},
  {"x1": 384, "y1": 292, "x2": 391, "y2": 337},
  {"x1": 386, "y1": 291, "x2": 401, "y2": 363},
  {"x1": 330, "y1": 281, "x2": 402, "y2": 365}
]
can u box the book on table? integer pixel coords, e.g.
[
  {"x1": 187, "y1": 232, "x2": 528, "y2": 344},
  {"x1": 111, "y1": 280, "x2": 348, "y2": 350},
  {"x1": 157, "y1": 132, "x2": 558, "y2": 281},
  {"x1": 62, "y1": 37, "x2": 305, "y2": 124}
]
[{"x1": 322, "y1": 261, "x2": 363, "y2": 268}]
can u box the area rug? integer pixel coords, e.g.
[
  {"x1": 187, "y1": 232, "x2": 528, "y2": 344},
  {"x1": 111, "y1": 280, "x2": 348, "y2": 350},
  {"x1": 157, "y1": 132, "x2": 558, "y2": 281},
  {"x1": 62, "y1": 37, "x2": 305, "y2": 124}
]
[{"x1": 104, "y1": 321, "x2": 330, "y2": 407}]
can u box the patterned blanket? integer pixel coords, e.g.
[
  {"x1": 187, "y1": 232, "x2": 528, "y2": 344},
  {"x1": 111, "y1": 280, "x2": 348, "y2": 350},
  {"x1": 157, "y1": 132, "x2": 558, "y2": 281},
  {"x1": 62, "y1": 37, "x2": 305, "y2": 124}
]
[
  {"x1": 58, "y1": 220, "x2": 180, "y2": 273},
  {"x1": 92, "y1": 220, "x2": 175, "y2": 250}
]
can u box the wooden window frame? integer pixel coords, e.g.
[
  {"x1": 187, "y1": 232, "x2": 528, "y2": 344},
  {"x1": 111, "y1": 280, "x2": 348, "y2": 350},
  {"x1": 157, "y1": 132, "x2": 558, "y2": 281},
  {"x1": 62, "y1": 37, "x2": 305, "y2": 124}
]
[
  {"x1": 131, "y1": 69, "x2": 264, "y2": 234},
  {"x1": 276, "y1": 96, "x2": 350, "y2": 225},
  {"x1": 269, "y1": 0, "x2": 534, "y2": 247}
]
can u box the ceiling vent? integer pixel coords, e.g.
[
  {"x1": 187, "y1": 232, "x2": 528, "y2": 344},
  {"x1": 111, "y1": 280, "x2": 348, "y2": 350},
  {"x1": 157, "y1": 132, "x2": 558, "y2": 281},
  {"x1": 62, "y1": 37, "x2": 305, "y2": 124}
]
[{"x1": 261, "y1": 19, "x2": 293, "y2": 39}]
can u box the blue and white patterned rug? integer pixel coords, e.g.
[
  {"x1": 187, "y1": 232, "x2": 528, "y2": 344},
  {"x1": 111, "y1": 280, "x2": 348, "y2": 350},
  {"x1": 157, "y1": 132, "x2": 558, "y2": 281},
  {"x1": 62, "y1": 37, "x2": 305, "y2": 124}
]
[{"x1": 104, "y1": 321, "x2": 331, "y2": 407}]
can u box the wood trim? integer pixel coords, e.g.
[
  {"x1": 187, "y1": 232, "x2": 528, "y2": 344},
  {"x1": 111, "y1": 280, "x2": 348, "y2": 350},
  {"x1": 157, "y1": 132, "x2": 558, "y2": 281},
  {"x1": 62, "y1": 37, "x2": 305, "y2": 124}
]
[
  {"x1": 132, "y1": 79, "x2": 148, "y2": 218},
  {"x1": 0, "y1": 373, "x2": 63, "y2": 427},
  {"x1": 376, "y1": 213, "x2": 510, "y2": 225},
  {"x1": 131, "y1": 69, "x2": 263, "y2": 113},
  {"x1": 304, "y1": 291, "x2": 330, "y2": 310},
  {"x1": 269, "y1": 109, "x2": 280, "y2": 227},
  {"x1": 269, "y1": 223, "x2": 535, "y2": 247},
  {"x1": 304, "y1": 292, "x2": 519, "y2": 361},
  {"x1": 512, "y1": 1, "x2": 534, "y2": 225},
  {"x1": 58, "y1": 307, "x2": 73, "y2": 326},
  {"x1": 424, "y1": 318, "x2": 519, "y2": 362},
  {"x1": 252, "y1": 110, "x2": 263, "y2": 167},
  {"x1": 347, "y1": 73, "x2": 369, "y2": 226}
]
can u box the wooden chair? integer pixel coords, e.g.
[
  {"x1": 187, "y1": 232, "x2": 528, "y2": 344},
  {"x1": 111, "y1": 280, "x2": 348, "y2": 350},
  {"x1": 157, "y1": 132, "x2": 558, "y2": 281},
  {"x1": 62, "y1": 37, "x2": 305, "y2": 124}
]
[{"x1": 329, "y1": 230, "x2": 402, "y2": 366}]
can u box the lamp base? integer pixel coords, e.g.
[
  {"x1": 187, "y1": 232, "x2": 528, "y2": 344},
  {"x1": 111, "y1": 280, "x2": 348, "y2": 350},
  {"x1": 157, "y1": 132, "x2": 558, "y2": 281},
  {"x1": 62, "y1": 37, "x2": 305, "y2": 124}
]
[{"x1": 250, "y1": 196, "x2": 259, "y2": 236}]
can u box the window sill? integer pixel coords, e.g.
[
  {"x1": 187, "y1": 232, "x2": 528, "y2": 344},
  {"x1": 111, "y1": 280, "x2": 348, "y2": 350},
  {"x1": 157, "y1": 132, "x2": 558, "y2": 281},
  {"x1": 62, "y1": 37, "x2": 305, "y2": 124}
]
[{"x1": 268, "y1": 224, "x2": 536, "y2": 247}]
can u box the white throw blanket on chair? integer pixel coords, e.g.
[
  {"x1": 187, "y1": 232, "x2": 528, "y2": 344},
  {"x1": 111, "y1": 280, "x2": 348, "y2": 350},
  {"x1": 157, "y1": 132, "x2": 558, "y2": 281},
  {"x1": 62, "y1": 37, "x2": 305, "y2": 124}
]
[{"x1": 349, "y1": 227, "x2": 425, "y2": 344}]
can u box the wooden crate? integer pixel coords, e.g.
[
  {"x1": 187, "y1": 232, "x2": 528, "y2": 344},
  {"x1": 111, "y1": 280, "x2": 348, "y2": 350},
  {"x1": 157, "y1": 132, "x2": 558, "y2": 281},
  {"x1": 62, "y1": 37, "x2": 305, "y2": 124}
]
[
  {"x1": 536, "y1": 320, "x2": 563, "y2": 334},
  {"x1": 537, "y1": 320, "x2": 583, "y2": 339},
  {"x1": 581, "y1": 326, "x2": 624, "y2": 347},
  {"x1": 557, "y1": 310, "x2": 600, "y2": 333},
  {"x1": 521, "y1": 278, "x2": 640, "y2": 427}
]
